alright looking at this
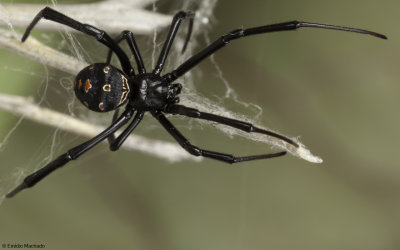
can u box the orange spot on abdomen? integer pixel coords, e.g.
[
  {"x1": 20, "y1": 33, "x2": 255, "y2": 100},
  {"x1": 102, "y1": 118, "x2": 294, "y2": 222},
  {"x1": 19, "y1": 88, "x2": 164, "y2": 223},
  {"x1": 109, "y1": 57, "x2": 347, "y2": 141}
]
[{"x1": 85, "y1": 79, "x2": 92, "y2": 93}]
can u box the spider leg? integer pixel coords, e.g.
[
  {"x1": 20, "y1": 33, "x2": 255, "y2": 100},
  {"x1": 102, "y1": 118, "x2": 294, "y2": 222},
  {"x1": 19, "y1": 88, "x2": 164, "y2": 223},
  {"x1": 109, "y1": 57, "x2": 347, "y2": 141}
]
[
  {"x1": 22, "y1": 7, "x2": 134, "y2": 75},
  {"x1": 106, "y1": 31, "x2": 146, "y2": 74},
  {"x1": 163, "y1": 21, "x2": 386, "y2": 82},
  {"x1": 108, "y1": 111, "x2": 145, "y2": 151},
  {"x1": 152, "y1": 110, "x2": 286, "y2": 164},
  {"x1": 165, "y1": 104, "x2": 298, "y2": 147},
  {"x1": 107, "y1": 108, "x2": 120, "y2": 146},
  {"x1": 6, "y1": 109, "x2": 135, "y2": 198},
  {"x1": 153, "y1": 11, "x2": 195, "y2": 75}
]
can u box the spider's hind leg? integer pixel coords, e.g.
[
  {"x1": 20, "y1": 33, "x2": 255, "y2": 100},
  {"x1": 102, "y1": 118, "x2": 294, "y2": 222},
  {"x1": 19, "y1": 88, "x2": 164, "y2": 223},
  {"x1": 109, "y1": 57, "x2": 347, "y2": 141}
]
[
  {"x1": 22, "y1": 7, "x2": 134, "y2": 75},
  {"x1": 107, "y1": 110, "x2": 145, "y2": 151},
  {"x1": 6, "y1": 109, "x2": 135, "y2": 198},
  {"x1": 106, "y1": 31, "x2": 146, "y2": 74},
  {"x1": 107, "y1": 109, "x2": 120, "y2": 147},
  {"x1": 152, "y1": 110, "x2": 286, "y2": 164}
]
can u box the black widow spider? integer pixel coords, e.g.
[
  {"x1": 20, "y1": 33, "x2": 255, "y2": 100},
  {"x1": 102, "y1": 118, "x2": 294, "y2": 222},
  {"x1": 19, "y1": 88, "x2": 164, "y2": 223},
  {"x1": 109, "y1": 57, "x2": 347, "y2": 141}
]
[{"x1": 6, "y1": 7, "x2": 386, "y2": 198}]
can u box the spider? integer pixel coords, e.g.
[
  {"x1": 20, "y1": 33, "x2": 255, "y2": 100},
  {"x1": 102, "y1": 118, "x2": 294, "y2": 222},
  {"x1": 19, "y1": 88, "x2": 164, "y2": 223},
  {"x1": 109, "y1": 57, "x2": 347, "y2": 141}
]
[{"x1": 6, "y1": 7, "x2": 386, "y2": 198}]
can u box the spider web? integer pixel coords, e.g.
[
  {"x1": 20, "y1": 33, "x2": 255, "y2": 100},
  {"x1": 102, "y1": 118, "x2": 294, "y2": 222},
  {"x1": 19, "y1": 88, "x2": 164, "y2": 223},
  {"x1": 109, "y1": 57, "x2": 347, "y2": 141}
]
[{"x1": 0, "y1": 0, "x2": 322, "y2": 204}]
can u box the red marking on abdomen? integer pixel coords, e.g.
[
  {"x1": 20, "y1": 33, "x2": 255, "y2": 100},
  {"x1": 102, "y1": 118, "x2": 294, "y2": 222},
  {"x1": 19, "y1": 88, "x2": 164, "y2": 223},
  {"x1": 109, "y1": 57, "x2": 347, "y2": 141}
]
[{"x1": 85, "y1": 79, "x2": 92, "y2": 93}]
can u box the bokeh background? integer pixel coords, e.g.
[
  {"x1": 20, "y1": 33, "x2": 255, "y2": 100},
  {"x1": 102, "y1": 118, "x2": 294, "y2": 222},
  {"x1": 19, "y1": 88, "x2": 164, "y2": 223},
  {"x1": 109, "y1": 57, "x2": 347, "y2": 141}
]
[{"x1": 0, "y1": 0, "x2": 399, "y2": 249}]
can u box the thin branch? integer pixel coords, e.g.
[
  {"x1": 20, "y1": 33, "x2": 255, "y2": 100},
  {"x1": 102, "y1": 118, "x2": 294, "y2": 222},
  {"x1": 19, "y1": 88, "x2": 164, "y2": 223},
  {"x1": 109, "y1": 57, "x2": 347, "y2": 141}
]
[
  {"x1": 0, "y1": 27, "x2": 85, "y2": 75},
  {"x1": 0, "y1": 93, "x2": 199, "y2": 162},
  {"x1": 0, "y1": 1, "x2": 171, "y2": 34}
]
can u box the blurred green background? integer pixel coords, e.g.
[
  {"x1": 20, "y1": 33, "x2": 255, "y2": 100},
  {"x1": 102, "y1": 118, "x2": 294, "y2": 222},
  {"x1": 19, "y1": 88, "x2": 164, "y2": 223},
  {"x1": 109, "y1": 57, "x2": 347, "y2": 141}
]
[{"x1": 0, "y1": 0, "x2": 399, "y2": 249}]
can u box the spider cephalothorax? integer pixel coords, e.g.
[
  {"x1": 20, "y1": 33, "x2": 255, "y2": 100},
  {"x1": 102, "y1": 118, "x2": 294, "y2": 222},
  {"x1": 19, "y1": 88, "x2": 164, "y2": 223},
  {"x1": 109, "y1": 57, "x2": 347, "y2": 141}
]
[
  {"x1": 128, "y1": 73, "x2": 181, "y2": 111},
  {"x1": 6, "y1": 7, "x2": 386, "y2": 198}
]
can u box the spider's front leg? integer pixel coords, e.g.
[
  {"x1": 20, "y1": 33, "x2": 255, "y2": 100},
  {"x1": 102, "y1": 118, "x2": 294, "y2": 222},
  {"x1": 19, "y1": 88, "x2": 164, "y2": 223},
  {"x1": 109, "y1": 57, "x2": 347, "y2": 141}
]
[
  {"x1": 164, "y1": 21, "x2": 386, "y2": 82},
  {"x1": 152, "y1": 110, "x2": 286, "y2": 163},
  {"x1": 6, "y1": 109, "x2": 135, "y2": 198},
  {"x1": 165, "y1": 104, "x2": 298, "y2": 147},
  {"x1": 166, "y1": 104, "x2": 299, "y2": 148}
]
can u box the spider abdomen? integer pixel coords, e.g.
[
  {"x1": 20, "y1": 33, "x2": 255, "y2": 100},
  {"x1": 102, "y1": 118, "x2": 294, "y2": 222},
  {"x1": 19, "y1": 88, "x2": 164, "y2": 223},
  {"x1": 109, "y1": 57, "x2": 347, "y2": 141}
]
[{"x1": 74, "y1": 63, "x2": 130, "y2": 112}]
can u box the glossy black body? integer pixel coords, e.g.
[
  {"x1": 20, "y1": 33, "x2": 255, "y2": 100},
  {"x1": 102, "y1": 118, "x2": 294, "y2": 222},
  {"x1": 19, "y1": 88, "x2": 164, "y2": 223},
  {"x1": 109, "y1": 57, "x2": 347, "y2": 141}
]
[
  {"x1": 75, "y1": 63, "x2": 129, "y2": 112},
  {"x1": 129, "y1": 73, "x2": 178, "y2": 111},
  {"x1": 6, "y1": 7, "x2": 386, "y2": 198},
  {"x1": 75, "y1": 64, "x2": 179, "y2": 112}
]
